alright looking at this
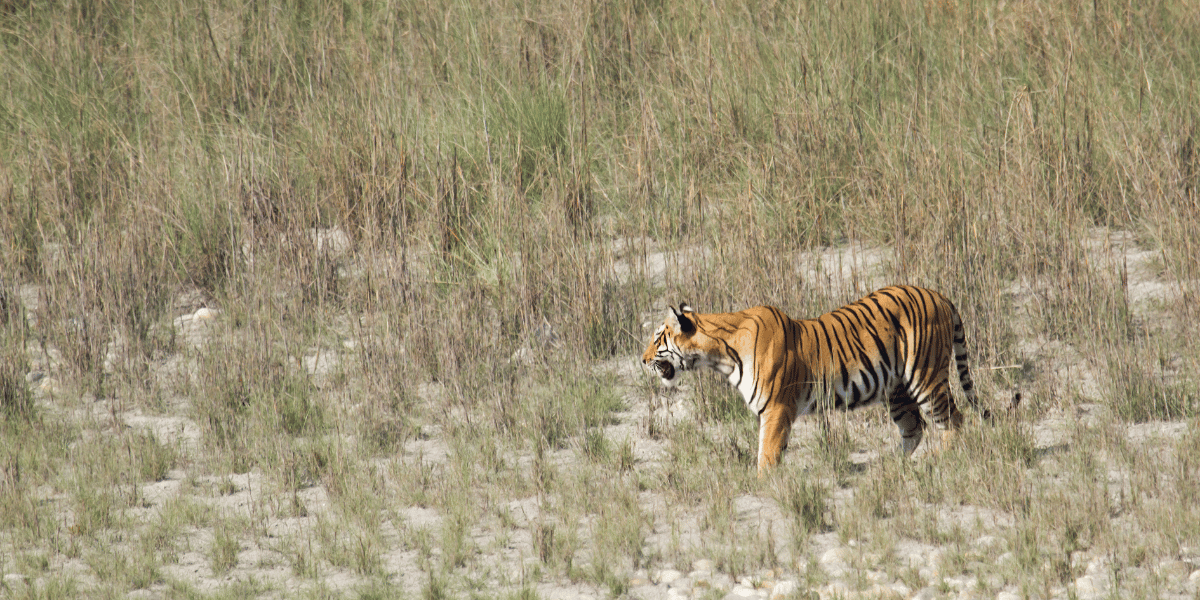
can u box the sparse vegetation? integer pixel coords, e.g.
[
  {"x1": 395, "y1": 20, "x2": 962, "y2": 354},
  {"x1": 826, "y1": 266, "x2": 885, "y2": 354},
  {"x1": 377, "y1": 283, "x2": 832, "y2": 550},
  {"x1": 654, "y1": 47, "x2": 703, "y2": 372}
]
[{"x1": 2, "y1": 0, "x2": 1200, "y2": 597}]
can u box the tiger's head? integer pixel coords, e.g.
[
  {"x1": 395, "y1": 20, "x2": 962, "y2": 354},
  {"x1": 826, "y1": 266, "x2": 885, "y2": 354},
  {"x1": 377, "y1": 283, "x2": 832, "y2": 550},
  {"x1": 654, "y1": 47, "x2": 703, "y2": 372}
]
[{"x1": 642, "y1": 304, "x2": 717, "y2": 386}]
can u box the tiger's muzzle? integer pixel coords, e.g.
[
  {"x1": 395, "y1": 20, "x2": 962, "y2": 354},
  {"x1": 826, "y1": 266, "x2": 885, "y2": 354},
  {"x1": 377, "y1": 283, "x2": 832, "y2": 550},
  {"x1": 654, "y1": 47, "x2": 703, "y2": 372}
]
[{"x1": 649, "y1": 359, "x2": 676, "y2": 382}]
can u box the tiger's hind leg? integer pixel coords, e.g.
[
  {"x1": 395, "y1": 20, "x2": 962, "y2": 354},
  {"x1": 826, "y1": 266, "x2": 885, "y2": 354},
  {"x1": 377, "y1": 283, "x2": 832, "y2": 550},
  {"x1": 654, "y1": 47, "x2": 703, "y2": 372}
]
[
  {"x1": 887, "y1": 388, "x2": 926, "y2": 456},
  {"x1": 924, "y1": 379, "x2": 963, "y2": 452}
]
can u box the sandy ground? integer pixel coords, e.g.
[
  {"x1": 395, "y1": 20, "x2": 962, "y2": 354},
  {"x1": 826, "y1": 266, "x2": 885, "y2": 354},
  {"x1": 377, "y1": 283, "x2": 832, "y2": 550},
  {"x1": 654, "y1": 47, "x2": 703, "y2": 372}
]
[{"x1": 8, "y1": 228, "x2": 1200, "y2": 599}]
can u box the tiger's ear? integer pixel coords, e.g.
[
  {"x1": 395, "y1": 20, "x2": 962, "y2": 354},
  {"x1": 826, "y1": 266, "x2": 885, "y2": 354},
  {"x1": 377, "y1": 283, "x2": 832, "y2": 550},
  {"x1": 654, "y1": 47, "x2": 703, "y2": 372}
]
[{"x1": 667, "y1": 306, "x2": 696, "y2": 335}]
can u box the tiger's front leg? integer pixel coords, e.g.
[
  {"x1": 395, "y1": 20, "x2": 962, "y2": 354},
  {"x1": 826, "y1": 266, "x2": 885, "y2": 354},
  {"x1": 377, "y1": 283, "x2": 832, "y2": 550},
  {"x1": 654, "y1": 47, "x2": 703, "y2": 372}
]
[{"x1": 756, "y1": 402, "x2": 798, "y2": 475}]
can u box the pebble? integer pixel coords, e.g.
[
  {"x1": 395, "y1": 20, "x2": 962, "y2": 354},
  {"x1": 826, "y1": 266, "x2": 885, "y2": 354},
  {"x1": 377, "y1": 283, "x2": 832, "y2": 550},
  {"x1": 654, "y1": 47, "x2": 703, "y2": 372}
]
[
  {"x1": 667, "y1": 588, "x2": 690, "y2": 600},
  {"x1": 1154, "y1": 560, "x2": 1190, "y2": 581},
  {"x1": 769, "y1": 580, "x2": 796, "y2": 599},
  {"x1": 973, "y1": 535, "x2": 1005, "y2": 553},
  {"x1": 670, "y1": 577, "x2": 693, "y2": 592},
  {"x1": 910, "y1": 587, "x2": 940, "y2": 600},
  {"x1": 820, "y1": 546, "x2": 854, "y2": 577},
  {"x1": 725, "y1": 584, "x2": 760, "y2": 599},
  {"x1": 1084, "y1": 555, "x2": 1110, "y2": 575},
  {"x1": 655, "y1": 569, "x2": 684, "y2": 585},
  {"x1": 1074, "y1": 574, "x2": 1108, "y2": 599},
  {"x1": 822, "y1": 581, "x2": 852, "y2": 598},
  {"x1": 917, "y1": 565, "x2": 939, "y2": 583}
]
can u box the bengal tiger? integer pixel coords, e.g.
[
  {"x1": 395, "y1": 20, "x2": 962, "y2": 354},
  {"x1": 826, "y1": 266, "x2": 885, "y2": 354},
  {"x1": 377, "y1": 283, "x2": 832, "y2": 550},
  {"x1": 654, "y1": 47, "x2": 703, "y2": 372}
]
[{"x1": 642, "y1": 285, "x2": 992, "y2": 473}]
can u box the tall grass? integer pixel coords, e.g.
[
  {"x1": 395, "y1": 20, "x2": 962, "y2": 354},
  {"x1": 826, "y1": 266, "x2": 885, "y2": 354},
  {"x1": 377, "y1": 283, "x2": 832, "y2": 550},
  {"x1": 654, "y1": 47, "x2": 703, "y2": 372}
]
[{"x1": 2, "y1": 0, "x2": 1199, "y2": 596}]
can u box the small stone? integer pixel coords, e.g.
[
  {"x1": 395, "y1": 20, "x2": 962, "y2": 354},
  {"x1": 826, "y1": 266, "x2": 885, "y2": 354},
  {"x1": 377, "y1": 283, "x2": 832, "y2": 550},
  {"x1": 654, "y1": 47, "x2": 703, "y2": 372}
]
[
  {"x1": 918, "y1": 565, "x2": 939, "y2": 583},
  {"x1": 1155, "y1": 560, "x2": 1190, "y2": 581},
  {"x1": 192, "y1": 307, "x2": 218, "y2": 320},
  {"x1": 38, "y1": 377, "x2": 59, "y2": 393},
  {"x1": 944, "y1": 575, "x2": 977, "y2": 592},
  {"x1": 1189, "y1": 569, "x2": 1200, "y2": 585},
  {"x1": 1074, "y1": 574, "x2": 1108, "y2": 599},
  {"x1": 820, "y1": 547, "x2": 853, "y2": 565},
  {"x1": 770, "y1": 580, "x2": 796, "y2": 599},
  {"x1": 996, "y1": 592, "x2": 1022, "y2": 600},
  {"x1": 667, "y1": 588, "x2": 690, "y2": 600},
  {"x1": 692, "y1": 558, "x2": 715, "y2": 572},
  {"x1": 1070, "y1": 551, "x2": 1089, "y2": 571},
  {"x1": 725, "y1": 584, "x2": 758, "y2": 599},
  {"x1": 707, "y1": 573, "x2": 734, "y2": 592},
  {"x1": 670, "y1": 577, "x2": 693, "y2": 591},
  {"x1": 910, "y1": 587, "x2": 940, "y2": 600},
  {"x1": 655, "y1": 569, "x2": 684, "y2": 585},
  {"x1": 820, "y1": 546, "x2": 854, "y2": 576},
  {"x1": 1084, "y1": 555, "x2": 1110, "y2": 576},
  {"x1": 973, "y1": 535, "x2": 1004, "y2": 553}
]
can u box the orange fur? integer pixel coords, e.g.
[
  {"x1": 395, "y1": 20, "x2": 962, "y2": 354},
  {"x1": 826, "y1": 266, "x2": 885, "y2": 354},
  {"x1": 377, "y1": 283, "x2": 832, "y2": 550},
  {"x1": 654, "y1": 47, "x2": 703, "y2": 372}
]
[{"x1": 642, "y1": 285, "x2": 991, "y2": 473}]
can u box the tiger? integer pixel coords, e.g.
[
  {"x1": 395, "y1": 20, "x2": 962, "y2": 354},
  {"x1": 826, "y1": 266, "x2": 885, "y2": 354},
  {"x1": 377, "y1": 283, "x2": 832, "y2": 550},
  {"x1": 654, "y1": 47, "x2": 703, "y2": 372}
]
[{"x1": 641, "y1": 285, "x2": 992, "y2": 473}]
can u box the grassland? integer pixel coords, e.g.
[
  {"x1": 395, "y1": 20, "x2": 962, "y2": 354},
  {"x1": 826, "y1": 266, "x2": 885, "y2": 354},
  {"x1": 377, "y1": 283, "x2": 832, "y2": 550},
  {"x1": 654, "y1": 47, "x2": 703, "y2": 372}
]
[{"x1": 2, "y1": 0, "x2": 1200, "y2": 598}]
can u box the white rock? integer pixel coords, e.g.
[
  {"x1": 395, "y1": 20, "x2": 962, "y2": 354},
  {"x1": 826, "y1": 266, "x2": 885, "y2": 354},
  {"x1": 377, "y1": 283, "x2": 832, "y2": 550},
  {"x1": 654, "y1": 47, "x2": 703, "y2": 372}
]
[
  {"x1": 918, "y1": 565, "x2": 940, "y2": 583},
  {"x1": 311, "y1": 227, "x2": 351, "y2": 256},
  {"x1": 910, "y1": 586, "x2": 940, "y2": 600},
  {"x1": 1074, "y1": 574, "x2": 1108, "y2": 599},
  {"x1": 1155, "y1": 560, "x2": 1190, "y2": 581},
  {"x1": 192, "y1": 307, "x2": 218, "y2": 320},
  {"x1": 706, "y1": 573, "x2": 733, "y2": 592},
  {"x1": 865, "y1": 569, "x2": 889, "y2": 583},
  {"x1": 770, "y1": 580, "x2": 796, "y2": 599},
  {"x1": 946, "y1": 575, "x2": 978, "y2": 593},
  {"x1": 692, "y1": 558, "x2": 715, "y2": 572},
  {"x1": 38, "y1": 376, "x2": 60, "y2": 393},
  {"x1": 726, "y1": 584, "x2": 758, "y2": 598},
  {"x1": 996, "y1": 591, "x2": 1022, "y2": 600},
  {"x1": 820, "y1": 546, "x2": 854, "y2": 576},
  {"x1": 667, "y1": 588, "x2": 690, "y2": 600},
  {"x1": 3, "y1": 573, "x2": 27, "y2": 585},
  {"x1": 654, "y1": 568, "x2": 683, "y2": 585},
  {"x1": 670, "y1": 576, "x2": 693, "y2": 591},
  {"x1": 973, "y1": 535, "x2": 1005, "y2": 553},
  {"x1": 1189, "y1": 569, "x2": 1200, "y2": 585},
  {"x1": 1084, "y1": 555, "x2": 1110, "y2": 575}
]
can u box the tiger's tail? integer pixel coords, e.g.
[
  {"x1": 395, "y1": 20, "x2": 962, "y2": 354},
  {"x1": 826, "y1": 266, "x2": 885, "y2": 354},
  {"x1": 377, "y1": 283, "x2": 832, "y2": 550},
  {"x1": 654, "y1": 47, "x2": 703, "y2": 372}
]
[{"x1": 952, "y1": 307, "x2": 992, "y2": 421}]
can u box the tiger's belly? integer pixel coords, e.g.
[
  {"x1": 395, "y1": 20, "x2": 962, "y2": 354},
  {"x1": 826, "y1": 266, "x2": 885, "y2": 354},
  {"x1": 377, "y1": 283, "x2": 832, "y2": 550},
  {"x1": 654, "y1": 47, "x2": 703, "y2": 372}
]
[{"x1": 796, "y1": 367, "x2": 894, "y2": 415}]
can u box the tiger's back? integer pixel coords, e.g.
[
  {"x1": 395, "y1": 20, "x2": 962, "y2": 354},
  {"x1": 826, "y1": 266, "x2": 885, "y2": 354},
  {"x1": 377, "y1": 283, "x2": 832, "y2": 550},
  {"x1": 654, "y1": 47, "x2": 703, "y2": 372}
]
[{"x1": 642, "y1": 285, "x2": 990, "y2": 472}]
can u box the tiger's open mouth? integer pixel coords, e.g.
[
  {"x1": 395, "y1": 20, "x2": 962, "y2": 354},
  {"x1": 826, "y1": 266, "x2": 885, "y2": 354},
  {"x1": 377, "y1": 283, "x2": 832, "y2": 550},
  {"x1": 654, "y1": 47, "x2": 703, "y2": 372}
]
[{"x1": 653, "y1": 360, "x2": 676, "y2": 381}]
